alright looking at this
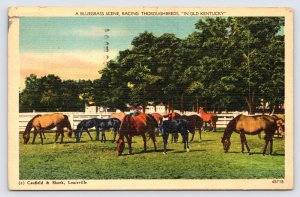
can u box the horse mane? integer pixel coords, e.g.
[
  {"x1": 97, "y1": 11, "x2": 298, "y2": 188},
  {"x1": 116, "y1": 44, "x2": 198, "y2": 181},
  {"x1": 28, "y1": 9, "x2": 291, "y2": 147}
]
[
  {"x1": 224, "y1": 114, "x2": 243, "y2": 137},
  {"x1": 23, "y1": 114, "x2": 42, "y2": 136}
]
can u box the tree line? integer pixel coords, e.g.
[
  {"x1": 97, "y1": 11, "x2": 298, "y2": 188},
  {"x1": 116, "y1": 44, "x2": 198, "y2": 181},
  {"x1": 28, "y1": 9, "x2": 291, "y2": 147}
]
[{"x1": 20, "y1": 17, "x2": 284, "y2": 114}]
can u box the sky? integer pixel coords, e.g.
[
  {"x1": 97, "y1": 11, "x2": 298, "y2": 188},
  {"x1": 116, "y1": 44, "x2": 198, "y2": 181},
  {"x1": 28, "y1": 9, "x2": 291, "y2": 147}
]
[{"x1": 19, "y1": 16, "x2": 202, "y2": 88}]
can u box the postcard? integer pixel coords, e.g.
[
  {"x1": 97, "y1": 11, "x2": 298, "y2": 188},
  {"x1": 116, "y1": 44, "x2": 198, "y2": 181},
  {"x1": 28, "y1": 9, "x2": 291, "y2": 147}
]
[{"x1": 8, "y1": 7, "x2": 293, "y2": 190}]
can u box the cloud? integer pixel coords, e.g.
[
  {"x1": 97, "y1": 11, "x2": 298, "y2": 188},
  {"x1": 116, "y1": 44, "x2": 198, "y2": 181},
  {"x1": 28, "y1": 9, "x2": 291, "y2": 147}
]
[{"x1": 20, "y1": 50, "x2": 118, "y2": 89}]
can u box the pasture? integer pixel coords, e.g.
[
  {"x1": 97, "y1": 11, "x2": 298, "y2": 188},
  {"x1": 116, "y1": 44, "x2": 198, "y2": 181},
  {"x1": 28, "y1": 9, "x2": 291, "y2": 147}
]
[{"x1": 19, "y1": 130, "x2": 285, "y2": 179}]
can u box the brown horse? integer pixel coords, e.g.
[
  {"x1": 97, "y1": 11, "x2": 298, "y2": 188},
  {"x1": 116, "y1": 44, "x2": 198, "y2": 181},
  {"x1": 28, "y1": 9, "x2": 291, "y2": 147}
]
[
  {"x1": 198, "y1": 107, "x2": 218, "y2": 132},
  {"x1": 221, "y1": 114, "x2": 281, "y2": 155},
  {"x1": 164, "y1": 112, "x2": 203, "y2": 141},
  {"x1": 116, "y1": 112, "x2": 157, "y2": 155},
  {"x1": 23, "y1": 113, "x2": 73, "y2": 144}
]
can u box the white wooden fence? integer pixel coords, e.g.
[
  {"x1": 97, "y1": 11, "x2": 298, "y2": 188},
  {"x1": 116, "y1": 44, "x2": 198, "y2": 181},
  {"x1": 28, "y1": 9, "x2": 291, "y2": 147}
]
[{"x1": 19, "y1": 111, "x2": 251, "y2": 132}]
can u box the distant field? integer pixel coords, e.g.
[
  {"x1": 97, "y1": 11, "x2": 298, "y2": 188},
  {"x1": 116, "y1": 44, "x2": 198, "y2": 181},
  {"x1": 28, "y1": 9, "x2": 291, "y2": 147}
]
[{"x1": 19, "y1": 130, "x2": 285, "y2": 179}]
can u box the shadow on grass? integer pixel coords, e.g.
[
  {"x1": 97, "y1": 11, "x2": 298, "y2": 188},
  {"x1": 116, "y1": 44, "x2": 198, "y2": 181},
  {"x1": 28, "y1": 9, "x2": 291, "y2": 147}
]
[
  {"x1": 190, "y1": 139, "x2": 216, "y2": 143},
  {"x1": 172, "y1": 149, "x2": 206, "y2": 154},
  {"x1": 119, "y1": 149, "x2": 174, "y2": 156}
]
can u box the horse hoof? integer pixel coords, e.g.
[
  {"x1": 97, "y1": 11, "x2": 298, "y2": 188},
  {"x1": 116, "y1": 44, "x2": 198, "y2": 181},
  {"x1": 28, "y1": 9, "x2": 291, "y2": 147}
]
[
  {"x1": 248, "y1": 152, "x2": 252, "y2": 155},
  {"x1": 186, "y1": 148, "x2": 190, "y2": 152},
  {"x1": 163, "y1": 152, "x2": 167, "y2": 155}
]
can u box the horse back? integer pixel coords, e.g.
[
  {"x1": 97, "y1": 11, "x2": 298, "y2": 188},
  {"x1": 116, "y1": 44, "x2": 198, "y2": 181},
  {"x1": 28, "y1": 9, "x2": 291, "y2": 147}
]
[
  {"x1": 237, "y1": 115, "x2": 276, "y2": 134},
  {"x1": 33, "y1": 113, "x2": 65, "y2": 129}
]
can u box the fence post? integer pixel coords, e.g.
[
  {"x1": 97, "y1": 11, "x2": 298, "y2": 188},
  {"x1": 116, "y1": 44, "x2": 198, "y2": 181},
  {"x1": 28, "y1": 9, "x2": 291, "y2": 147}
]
[{"x1": 69, "y1": 114, "x2": 74, "y2": 129}]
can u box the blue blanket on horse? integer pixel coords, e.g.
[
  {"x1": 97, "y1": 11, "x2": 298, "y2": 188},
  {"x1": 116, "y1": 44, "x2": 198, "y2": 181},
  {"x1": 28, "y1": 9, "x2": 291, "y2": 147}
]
[{"x1": 75, "y1": 118, "x2": 121, "y2": 142}]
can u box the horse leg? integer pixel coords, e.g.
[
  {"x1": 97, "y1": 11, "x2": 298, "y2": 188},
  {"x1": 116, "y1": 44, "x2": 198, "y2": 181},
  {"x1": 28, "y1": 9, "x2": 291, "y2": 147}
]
[
  {"x1": 55, "y1": 131, "x2": 60, "y2": 143},
  {"x1": 149, "y1": 131, "x2": 157, "y2": 151},
  {"x1": 39, "y1": 130, "x2": 44, "y2": 145},
  {"x1": 102, "y1": 131, "x2": 106, "y2": 143},
  {"x1": 125, "y1": 135, "x2": 132, "y2": 154},
  {"x1": 239, "y1": 134, "x2": 245, "y2": 153},
  {"x1": 141, "y1": 133, "x2": 147, "y2": 152},
  {"x1": 86, "y1": 129, "x2": 93, "y2": 141},
  {"x1": 42, "y1": 131, "x2": 46, "y2": 139},
  {"x1": 241, "y1": 131, "x2": 251, "y2": 155},
  {"x1": 263, "y1": 137, "x2": 270, "y2": 156},
  {"x1": 199, "y1": 127, "x2": 202, "y2": 140},
  {"x1": 96, "y1": 127, "x2": 100, "y2": 141},
  {"x1": 190, "y1": 131, "x2": 195, "y2": 142},
  {"x1": 163, "y1": 132, "x2": 169, "y2": 154},
  {"x1": 60, "y1": 129, "x2": 65, "y2": 144},
  {"x1": 270, "y1": 138, "x2": 274, "y2": 155},
  {"x1": 181, "y1": 132, "x2": 189, "y2": 152},
  {"x1": 32, "y1": 129, "x2": 38, "y2": 144}
]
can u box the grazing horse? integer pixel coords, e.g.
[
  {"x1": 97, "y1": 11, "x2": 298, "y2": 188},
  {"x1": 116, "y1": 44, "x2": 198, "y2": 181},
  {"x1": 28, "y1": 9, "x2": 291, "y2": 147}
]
[
  {"x1": 109, "y1": 112, "x2": 125, "y2": 122},
  {"x1": 164, "y1": 112, "x2": 203, "y2": 141},
  {"x1": 198, "y1": 107, "x2": 218, "y2": 132},
  {"x1": 116, "y1": 113, "x2": 157, "y2": 156},
  {"x1": 149, "y1": 113, "x2": 163, "y2": 136},
  {"x1": 221, "y1": 114, "x2": 281, "y2": 155},
  {"x1": 74, "y1": 118, "x2": 121, "y2": 143},
  {"x1": 23, "y1": 113, "x2": 72, "y2": 144},
  {"x1": 159, "y1": 119, "x2": 190, "y2": 154}
]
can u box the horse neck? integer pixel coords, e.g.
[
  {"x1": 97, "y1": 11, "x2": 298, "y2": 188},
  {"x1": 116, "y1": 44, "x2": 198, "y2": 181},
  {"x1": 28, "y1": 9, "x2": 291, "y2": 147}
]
[
  {"x1": 223, "y1": 127, "x2": 234, "y2": 140},
  {"x1": 24, "y1": 115, "x2": 40, "y2": 136},
  {"x1": 199, "y1": 108, "x2": 206, "y2": 116}
]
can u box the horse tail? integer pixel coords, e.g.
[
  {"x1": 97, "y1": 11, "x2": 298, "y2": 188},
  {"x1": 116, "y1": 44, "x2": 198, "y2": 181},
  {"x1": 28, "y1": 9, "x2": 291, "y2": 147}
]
[
  {"x1": 23, "y1": 114, "x2": 41, "y2": 143},
  {"x1": 63, "y1": 115, "x2": 73, "y2": 138},
  {"x1": 211, "y1": 115, "x2": 218, "y2": 122}
]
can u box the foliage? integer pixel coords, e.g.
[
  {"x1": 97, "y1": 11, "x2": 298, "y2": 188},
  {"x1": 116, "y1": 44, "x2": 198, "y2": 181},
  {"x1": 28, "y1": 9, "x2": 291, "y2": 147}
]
[{"x1": 19, "y1": 74, "x2": 93, "y2": 112}]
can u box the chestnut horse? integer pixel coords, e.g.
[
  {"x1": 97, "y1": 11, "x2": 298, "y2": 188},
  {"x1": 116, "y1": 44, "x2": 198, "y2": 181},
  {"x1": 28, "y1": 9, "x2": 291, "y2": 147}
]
[
  {"x1": 221, "y1": 114, "x2": 282, "y2": 155},
  {"x1": 164, "y1": 112, "x2": 203, "y2": 141},
  {"x1": 109, "y1": 112, "x2": 125, "y2": 122},
  {"x1": 23, "y1": 113, "x2": 72, "y2": 144},
  {"x1": 116, "y1": 112, "x2": 157, "y2": 155},
  {"x1": 198, "y1": 107, "x2": 218, "y2": 132}
]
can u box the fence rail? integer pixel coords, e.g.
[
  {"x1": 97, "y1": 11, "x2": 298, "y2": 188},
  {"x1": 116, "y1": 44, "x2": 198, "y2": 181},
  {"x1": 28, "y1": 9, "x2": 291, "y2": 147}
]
[{"x1": 19, "y1": 111, "x2": 253, "y2": 132}]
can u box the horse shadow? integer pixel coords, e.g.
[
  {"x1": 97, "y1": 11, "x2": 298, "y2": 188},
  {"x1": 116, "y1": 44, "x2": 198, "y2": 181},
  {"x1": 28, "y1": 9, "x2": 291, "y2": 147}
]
[
  {"x1": 172, "y1": 149, "x2": 206, "y2": 154},
  {"x1": 226, "y1": 151, "x2": 285, "y2": 156},
  {"x1": 122, "y1": 149, "x2": 174, "y2": 156},
  {"x1": 190, "y1": 139, "x2": 216, "y2": 143}
]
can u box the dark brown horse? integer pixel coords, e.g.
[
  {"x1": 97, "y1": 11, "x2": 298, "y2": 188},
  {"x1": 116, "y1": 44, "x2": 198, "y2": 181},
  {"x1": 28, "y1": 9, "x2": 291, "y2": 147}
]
[
  {"x1": 198, "y1": 107, "x2": 218, "y2": 132},
  {"x1": 221, "y1": 114, "x2": 281, "y2": 155},
  {"x1": 116, "y1": 113, "x2": 157, "y2": 155},
  {"x1": 164, "y1": 112, "x2": 203, "y2": 141},
  {"x1": 23, "y1": 113, "x2": 73, "y2": 144}
]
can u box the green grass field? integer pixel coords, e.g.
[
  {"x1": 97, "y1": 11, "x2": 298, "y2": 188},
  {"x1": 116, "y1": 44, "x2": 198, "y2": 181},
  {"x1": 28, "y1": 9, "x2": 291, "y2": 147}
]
[{"x1": 19, "y1": 130, "x2": 285, "y2": 179}]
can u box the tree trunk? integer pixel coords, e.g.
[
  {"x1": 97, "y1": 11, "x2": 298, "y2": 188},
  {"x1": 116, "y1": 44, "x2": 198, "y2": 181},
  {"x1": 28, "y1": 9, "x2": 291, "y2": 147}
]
[
  {"x1": 142, "y1": 105, "x2": 146, "y2": 113},
  {"x1": 246, "y1": 90, "x2": 256, "y2": 115},
  {"x1": 180, "y1": 94, "x2": 184, "y2": 113},
  {"x1": 195, "y1": 97, "x2": 198, "y2": 112},
  {"x1": 154, "y1": 105, "x2": 157, "y2": 112},
  {"x1": 171, "y1": 99, "x2": 174, "y2": 113}
]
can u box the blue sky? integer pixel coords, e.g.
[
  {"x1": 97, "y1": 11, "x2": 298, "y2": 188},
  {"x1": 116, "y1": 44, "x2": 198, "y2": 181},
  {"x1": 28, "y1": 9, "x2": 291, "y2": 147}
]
[{"x1": 20, "y1": 16, "x2": 203, "y2": 53}]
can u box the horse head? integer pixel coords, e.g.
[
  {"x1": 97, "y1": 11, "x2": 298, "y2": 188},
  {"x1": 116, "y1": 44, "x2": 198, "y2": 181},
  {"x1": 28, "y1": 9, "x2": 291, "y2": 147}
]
[
  {"x1": 23, "y1": 132, "x2": 30, "y2": 144},
  {"x1": 221, "y1": 136, "x2": 231, "y2": 153},
  {"x1": 116, "y1": 138, "x2": 125, "y2": 156}
]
